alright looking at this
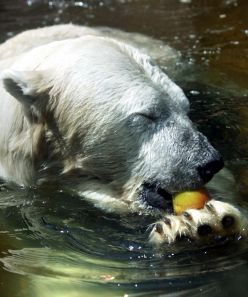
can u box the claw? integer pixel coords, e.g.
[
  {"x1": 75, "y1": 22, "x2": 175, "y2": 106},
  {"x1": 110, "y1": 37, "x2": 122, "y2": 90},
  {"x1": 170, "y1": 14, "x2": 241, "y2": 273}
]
[
  {"x1": 163, "y1": 217, "x2": 171, "y2": 227},
  {"x1": 182, "y1": 211, "x2": 192, "y2": 220},
  {"x1": 155, "y1": 223, "x2": 164, "y2": 235}
]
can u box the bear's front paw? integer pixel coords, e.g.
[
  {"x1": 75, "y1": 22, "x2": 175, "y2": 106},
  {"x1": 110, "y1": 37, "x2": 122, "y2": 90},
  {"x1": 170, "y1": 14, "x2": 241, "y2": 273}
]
[{"x1": 148, "y1": 200, "x2": 248, "y2": 245}]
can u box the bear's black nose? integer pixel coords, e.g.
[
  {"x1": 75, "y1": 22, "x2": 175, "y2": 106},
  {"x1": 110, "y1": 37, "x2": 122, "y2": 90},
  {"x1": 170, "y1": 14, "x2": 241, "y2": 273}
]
[{"x1": 197, "y1": 157, "x2": 224, "y2": 184}]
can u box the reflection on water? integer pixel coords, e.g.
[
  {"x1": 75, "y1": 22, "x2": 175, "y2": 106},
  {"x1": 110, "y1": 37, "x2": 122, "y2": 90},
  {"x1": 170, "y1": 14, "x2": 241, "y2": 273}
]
[
  {"x1": 1, "y1": 187, "x2": 248, "y2": 297},
  {"x1": 0, "y1": 0, "x2": 248, "y2": 296}
]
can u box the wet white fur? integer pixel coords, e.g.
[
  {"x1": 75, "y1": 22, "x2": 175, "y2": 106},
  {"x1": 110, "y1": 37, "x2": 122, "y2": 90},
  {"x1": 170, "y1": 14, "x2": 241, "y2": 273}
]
[
  {"x1": 0, "y1": 24, "x2": 246, "y2": 243},
  {"x1": 0, "y1": 24, "x2": 219, "y2": 213}
]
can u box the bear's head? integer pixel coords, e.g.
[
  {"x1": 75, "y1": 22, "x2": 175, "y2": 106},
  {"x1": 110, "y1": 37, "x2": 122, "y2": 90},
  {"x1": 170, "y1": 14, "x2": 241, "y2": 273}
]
[{"x1": 2, "y1": 36, "x2": 223, "y2": 212}]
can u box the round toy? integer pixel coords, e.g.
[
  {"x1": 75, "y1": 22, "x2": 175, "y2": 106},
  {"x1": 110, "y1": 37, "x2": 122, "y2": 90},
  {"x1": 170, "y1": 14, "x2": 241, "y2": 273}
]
[{"x1": 173, "y1": 188, "x2": 210, "y2": 215}]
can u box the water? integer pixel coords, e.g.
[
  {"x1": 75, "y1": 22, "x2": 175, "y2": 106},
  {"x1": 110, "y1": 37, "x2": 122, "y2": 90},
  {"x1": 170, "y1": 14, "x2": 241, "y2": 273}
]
[{"x1": 0, "y1": 0, "x2": 248, "y2": 296}]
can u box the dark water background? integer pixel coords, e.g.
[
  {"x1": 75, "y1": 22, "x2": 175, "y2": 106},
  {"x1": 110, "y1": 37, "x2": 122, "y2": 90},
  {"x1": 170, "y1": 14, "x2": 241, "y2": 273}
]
[{"x1": 0, "y1": 0, "x2": 248, "y2": 296}]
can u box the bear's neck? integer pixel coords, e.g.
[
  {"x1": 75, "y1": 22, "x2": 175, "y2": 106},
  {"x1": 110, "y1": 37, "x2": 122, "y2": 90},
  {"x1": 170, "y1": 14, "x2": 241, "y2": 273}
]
[{"x1": 0, "y1": 87, "x2": 37, "y2": 186}]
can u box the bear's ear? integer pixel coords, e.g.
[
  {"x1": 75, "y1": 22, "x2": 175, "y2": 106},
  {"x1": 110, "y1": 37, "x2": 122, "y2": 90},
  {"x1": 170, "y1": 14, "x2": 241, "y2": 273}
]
[{"x1": 2, "y1": 69, "x2": 49, "y2": 122}]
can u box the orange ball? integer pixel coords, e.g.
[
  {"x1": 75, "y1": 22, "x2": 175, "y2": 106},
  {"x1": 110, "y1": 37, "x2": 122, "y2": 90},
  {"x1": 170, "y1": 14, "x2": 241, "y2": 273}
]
[{"x1": 173, "y1": 188, "x2": 210, "y2": 215}]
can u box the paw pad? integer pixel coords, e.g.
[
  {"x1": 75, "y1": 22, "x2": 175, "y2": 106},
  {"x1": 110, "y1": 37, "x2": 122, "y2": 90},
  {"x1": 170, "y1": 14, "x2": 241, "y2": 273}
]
[
  {"x1": 197, "y1": 224, "x2": 212, "y2": 236},
  {"x1": 221, "y1": 215, "x2": 235, "y2": 229}
]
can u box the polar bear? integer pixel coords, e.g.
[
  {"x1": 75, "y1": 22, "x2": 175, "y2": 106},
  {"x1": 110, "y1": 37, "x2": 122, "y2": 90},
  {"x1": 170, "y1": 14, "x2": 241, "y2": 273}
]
[{"x1": 0, "y1": 24, "x2": 246, "y2": 244}]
